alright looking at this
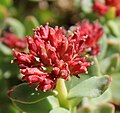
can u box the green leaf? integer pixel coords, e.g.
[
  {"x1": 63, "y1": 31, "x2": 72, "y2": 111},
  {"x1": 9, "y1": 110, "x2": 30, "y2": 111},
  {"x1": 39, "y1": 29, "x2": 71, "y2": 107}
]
[
  {"x1": 13, "y1": 96, "x2": 59, "y2": 113},
  {"x1": 9, "y1": 83, "x2": 55, "y2": 104},
  {"x1": 91, "y1": 88, "x2": 112, "y2": 103},
  {"x1": 34, "y1": 10, "x2": 55, "y2": 24},
  {"x1": 68, "y1": 76, "x2": 110, "y2": 99},
  {"x1": 107, "y1": 38, "x2": 120, "y2": 53},
  {"x1": 0, "y1": 43, "x2": 12, "y2": 55},
  {"x1": 0, "y1": 5, "x2": 8, "y2": 22},
  {"x1": 107, "y1": 20, "x2": 120, "y2": 37},
  {"x1": 78, "y1": 107, "x2": 91, "y2": 113},
  {"x1": 110, "y1": 73, "x2": 120, "y2": 103},
  {"x1": 0, "y1": 0, "x2": 12, "y2": 7},
  {"x1": 75, "y1": 0, "x2": 92, "y2": 13},
  {"x1": 0, "y1": 55, "x2": 19, "y2": 79},
  {"x1": 24, "y1": 16, "x2": 39, "y2": 36},
  {"x1": 98, "y1": 34, "x2": 108, "y2": 60},
  {"x1": 4, "y1": 17, "x2": 25, "y2": 38},
  {"x1": 100, "y1": 54, "x2": 120, "y2": 74},
  {"x1": 49, "y1": 107, "x2": 70, "y2": 113},
  {"x1": 0, "y1": 105, "x2": 20, "y2": 113},
  {"x1": 94, "y1": 103, "x2": 115, "y2": 113},
  {"x1": 65, "y1": 74, "x2": 90, "y2": 91},
  {"x1": 88, "y1": 57, "x2": 101, "y2": 76}
]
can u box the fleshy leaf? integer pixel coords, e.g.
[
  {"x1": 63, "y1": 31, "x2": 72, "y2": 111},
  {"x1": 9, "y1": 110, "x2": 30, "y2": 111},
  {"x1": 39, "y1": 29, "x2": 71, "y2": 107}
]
[
  {"x1": 91, "y1": 88, "x2": 112, "y2": 103},
  {"x1": 24, "y1": 16, "x2": 39, "y2": 36},
  {"x1": 107, "y1": 38, "x2": 120, "y2": 53},
  {"x1": 94, "y1": 103, "x2": 115, "y2": 113},
  {"x1": 78, "y1": 107, "x2": 91, "y2": 113},
  {"x1": 4, "y1": 17, "x2": 25, "y2": 38},
  {"x1": 110, "y1": 73, "x2": 120, "y2": 104},
  {"x1": 107, "y1": 20, "x2": 120, "y2": 37},
  {"x1": 68, "y1": 76, "x2": 110, "y2": 99},
  {"x1": 88, "y1": 57, "x2": 101, "y2": 77},
  {"x1": 13, "y1": 96, "x2": 59, "y2": 113},
  {"x1": 9, "y1": 83, "x2": 56, "y2": 104},
  {"x1": 49, "y1": 107, "x2": 70, "y2": 113},
  {"x1": 75, "y1": 0, "x2": 92, "y2": 13},
  {"x1": 0, "y1": 105, "x2": 20, "y2": 113},
  {"x1": 98, "y1": 34, "x2": 108, "y2": 60},
  {"x1": 65, "y1": 74, "x2": 90, "y2": 91},
  {"x1": 100, "y1": 54, "x2": 120, "y2": 74}
]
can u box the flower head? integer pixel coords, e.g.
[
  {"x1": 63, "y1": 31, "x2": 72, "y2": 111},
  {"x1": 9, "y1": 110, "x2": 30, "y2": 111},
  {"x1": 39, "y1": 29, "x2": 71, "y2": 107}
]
[
  {"x1": 12, "y1": 24, "x2": 99, "y2": 92},
  {"x1": 93, "y1": 2, "x2": 108, "y2": 16},
  {"x1": 73, "y1": 21, "x2": 103, "y2": 55},
  {"x1": 0, "y1": 33, "x2": 27, "y2": 51},
  {"x1": 93, "y1": 0, "x2": 120, "y2": 17}
]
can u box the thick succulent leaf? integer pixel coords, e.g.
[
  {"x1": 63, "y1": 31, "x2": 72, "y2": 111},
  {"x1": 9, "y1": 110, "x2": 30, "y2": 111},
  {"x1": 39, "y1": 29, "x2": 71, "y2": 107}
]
[
  {"x1": 65, "y1": 74, "x2": 90, "y2": 91},
  {"x1": 9, "y1": 83, "x2": 56, "y2": 104},
  {"x1": 107, "y1": 20, "x2": 120, "y2": 37},
  {"x1": 107, "y1": 38, "x2": 120, "y2": 53},
  {"x1": 0, "y1": 105, "x2": 20, "y2": 113},
  {"x1": 0, "y1": 54, "x2": 19, "y2": 78},
  {"x1": 100, "y1": 54, "x2": 120, "y2": 74},
  {"x1": 4, "y1": 17, "x2": 25, "y2": 38},
  {"x1": 87, "y1": 57, "x2": 101, "y2": 77},
  {"x1": 98, "y1": 34, "x2": 108, "y2": 60},
  {"x1": 79, "y1": 101, "x2": 114, "y2": 113},
  {"x1": 68, "y1": 76, "x2": 110, "y2": 99},
  {"x1": 34, "y1": 10, "x2": 55, "y2": 24},
  {"x1": 24, "y1": 16, "x2": 39, "y2": 36},
  {"x1": 0, "y1": 43, "x2": 12, "y2": 55},
  {"x1": 78, "y1": 107, "x2": 91, "y2": 113},
  {"x1": 91, "y1": 88, "x2": 112, "y2": 103},
  {"x1": 110, "y1": 73, "x2": 120, "y2": 103},
  {"x1": 49, "y1": 107, "x2": 70, "y2": 113},
  {"x1": 94, "y1": 103, "x2": 115, "y2": 113},
  {"x1": 13, "y1": 96, "x2": 59, "y2": 113},
  {"x1": 75, "y1": 0, "x2": 92, "y2": 13}
]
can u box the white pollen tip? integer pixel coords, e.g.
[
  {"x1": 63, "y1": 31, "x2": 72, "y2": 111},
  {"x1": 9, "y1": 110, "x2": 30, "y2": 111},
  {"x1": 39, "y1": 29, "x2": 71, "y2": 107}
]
[
  {"x1": 11, "y1": 60, "x2": 14, "y2": 63},
  {"x1": 35, "y1": 88, "x2": 38, "y2": 91}
]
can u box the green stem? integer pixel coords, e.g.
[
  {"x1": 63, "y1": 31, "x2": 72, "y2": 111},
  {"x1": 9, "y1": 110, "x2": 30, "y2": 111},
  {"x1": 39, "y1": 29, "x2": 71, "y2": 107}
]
[
  {"x1": 69, "y1": 107, "x2": 77, "y2": 113},
  {"x1": 55, "y1": 79, "x2": 77, "y2": 113},
  {"x1": 55, "y1": 78, "x2": 69, "y2": 109}
]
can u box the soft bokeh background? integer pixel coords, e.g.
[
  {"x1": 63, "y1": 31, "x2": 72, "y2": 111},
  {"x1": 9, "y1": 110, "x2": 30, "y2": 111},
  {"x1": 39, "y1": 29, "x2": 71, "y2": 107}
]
[{"x1": 0, "y1": 0, "x2": 120, "y2": 113}]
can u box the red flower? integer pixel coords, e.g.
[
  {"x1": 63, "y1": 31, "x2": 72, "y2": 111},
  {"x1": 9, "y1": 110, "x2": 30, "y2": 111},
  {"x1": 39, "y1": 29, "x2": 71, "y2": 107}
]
[
  {"x1": 105, "y1": 0, "x2": 120, "y2": 6},
  {"x1": 13, "y1": 24, "x2": 92, "y2": 92},
  {"x1": 116, "y1": 5, "x2": 120, "y2": 16},
  {"x1": 93, "y1": 2, "x2": 108, "y2": 16},
  {"x1": 93, "y1": 0, "x2": 120, "y2": 17},
  {"x1": 74, "y1": 21, "x2": 103, "y2": 55},
  {"x1": 0, "y1": 33, "x2": 27, "y2": 51}
]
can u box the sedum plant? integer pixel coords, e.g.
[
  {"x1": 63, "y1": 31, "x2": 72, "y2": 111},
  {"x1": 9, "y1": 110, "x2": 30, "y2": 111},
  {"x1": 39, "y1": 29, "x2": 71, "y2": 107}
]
[
  {"x1": 1, "y1": 0, "x2": 120, "y2": 113},
  {"x1": 8, "y1": 21, "x2": 111, "y2": 113}
]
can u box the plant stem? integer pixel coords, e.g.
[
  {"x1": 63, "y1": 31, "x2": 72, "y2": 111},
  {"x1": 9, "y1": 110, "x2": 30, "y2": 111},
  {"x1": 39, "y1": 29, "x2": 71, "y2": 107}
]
[
  {"x1": 55, "y1": 78, "x2": 69, "y2": 109},
  {"x1": 69, "y1": 106, "x2": 77, "y2": 113}
]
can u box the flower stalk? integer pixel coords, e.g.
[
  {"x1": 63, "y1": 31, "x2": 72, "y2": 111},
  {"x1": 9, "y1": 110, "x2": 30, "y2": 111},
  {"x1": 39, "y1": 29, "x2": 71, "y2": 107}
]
[{"x1": 55, "y1": 78, "x2": 69, "y2": 109}]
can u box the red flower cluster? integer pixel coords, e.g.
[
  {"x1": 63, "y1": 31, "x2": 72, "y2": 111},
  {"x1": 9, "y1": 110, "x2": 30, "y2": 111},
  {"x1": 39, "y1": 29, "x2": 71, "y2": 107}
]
[
  {"x1": 93, "y1": 2, "x2": 108, "y2": 16},
  {"x1": 93, "y1": 0, "x2": 120, "y2": 16},
  {"x1": 73, "y1": 21, "x2": 103, "y2": 55},
  {"x1": 13, "y1": 22, "x2": 103, "y2": 92},
  {"x1": 0, "y1": 33, "x2": 27, "y2": 51}
]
